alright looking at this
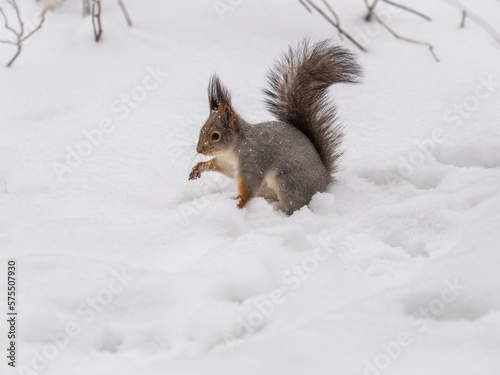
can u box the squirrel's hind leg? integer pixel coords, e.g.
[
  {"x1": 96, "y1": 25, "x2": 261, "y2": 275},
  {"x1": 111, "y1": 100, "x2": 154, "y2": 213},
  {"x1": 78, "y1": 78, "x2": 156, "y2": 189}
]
[{"x1": 275, "y1": 175, "x2": 317, "y2": 215}]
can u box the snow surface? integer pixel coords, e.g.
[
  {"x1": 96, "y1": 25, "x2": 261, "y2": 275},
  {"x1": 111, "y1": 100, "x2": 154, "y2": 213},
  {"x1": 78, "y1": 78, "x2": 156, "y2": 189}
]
[{"x1": 1, "y1": 0, "x2": 500, "y2": 374}]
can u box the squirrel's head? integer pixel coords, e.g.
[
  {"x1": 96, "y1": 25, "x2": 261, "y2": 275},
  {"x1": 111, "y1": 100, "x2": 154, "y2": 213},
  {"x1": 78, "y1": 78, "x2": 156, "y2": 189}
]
[{"x1": 196, "y1": 74, "x2": 239, "y2": 156}]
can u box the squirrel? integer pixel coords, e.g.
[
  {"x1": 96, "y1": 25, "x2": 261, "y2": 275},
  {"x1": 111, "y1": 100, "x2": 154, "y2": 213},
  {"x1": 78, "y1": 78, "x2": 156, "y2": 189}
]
[{"x1": 189, "y1": 39, "x2": 362, "y2": 215}]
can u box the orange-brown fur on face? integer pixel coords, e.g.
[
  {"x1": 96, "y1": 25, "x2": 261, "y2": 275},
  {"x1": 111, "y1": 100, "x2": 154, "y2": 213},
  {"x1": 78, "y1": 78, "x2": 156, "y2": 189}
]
[
  {"x1": 195, "y1": 74, "x2": 240, "y2": 157},
  {"x1": 217, "y1": 102, "x2": 239, "y2": 133},
  {"x1": 190, "y1": 74, "x2": 243, "y2": 200}
]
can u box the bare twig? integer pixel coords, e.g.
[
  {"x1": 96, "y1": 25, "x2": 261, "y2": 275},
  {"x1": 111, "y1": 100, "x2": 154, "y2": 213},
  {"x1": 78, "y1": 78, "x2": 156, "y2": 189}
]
[
  {"x1": 0, "y1": 0, "x2": 56, "y2": 67},
  {"x1": 0, "y1": 4, "x2": 19, "y2": 38},
  {"x1": 297, "y1": 0, "x2": 312, "y2": 13},
  {"x1": 9, "y1": 0, "x2": 23, "y2": 36},
  {"x1": 91, "y1": 0, "x2": 102, "y2": 42},
  {"x1": 304, "y1": 0, "x2": 367, "y2": 52},
  {"x1": 381, "y1": 0, "x2": 431, "y2": 21},
  {"x1": 321, "y1": 0, "x2": 343, "y2": 39},
  {"x1": 117, "y1": 0, "x2": 132, "y2": 27},
  {"x1": 82, "y1": 0, "x2": 91, "y2": 18},
  {"x1": 460, "y1": 9, "x2": 466, "y2": 28},
  {"x1": 0, "y1": 6, "x2": 21, "y2": 66},
  {"x1": 21, "y1": 0, "x2": 55, "y2": 41},
  {"x1": 5, "y1": 44, "x2": 21, "y2": 66},
  {"x1": 364, "y1": 0, "x2": 439, "y2": 61},
  {"x1": 441, "y1": 0, "x2": 500, "y2": 45},
  {"x1": 365, "y1": 0, "x2": 380, "y2": 21}
]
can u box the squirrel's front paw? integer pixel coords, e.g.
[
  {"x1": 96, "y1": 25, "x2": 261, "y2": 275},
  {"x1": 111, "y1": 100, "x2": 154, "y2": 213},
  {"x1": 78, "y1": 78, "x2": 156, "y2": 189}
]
[{"x1": 189, "y1": 165, "x2": 202, "y2": 180}]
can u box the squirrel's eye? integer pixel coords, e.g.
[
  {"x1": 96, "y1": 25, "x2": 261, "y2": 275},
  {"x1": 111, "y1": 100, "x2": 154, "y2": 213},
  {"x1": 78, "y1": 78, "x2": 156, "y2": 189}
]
[{"x1": 211, "y1": 132, "x2": 220, "y2": 141}]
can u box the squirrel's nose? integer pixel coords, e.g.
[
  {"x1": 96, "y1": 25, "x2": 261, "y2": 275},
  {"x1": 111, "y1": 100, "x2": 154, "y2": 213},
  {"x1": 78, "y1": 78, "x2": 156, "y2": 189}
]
[{"x1": 196, "y1": 144, "x2": 202, "y2": 154}]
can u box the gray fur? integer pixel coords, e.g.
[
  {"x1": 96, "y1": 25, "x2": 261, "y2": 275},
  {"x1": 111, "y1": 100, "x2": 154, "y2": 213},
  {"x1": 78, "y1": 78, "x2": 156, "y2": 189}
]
[
  {"x1": 235, "y1": 119, "x2": 329, "y2": 214},
  {"x1": 264, "y1": 39, "x2": 362, "y2": 180},
  {"x1": 191, "y1": 39, "x2": 362, "y2": 215}
]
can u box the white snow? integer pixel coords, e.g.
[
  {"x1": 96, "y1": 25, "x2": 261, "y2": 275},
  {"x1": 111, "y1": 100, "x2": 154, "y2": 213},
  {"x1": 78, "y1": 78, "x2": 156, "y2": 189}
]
[{"x1": 1, "y1": 0, "x2": 500, "y2": 374}]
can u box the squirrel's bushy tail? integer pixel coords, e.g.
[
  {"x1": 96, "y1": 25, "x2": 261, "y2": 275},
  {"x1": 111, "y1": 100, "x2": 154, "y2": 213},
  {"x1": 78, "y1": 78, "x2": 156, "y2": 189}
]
[{"x1": 264, "y1": 39, "x2": 362, "y2": 180}]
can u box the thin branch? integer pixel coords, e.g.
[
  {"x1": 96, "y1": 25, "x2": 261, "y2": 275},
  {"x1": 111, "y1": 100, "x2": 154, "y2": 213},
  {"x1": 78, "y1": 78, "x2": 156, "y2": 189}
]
[
  {"x1": 441, "y1": 0, "x2": 500, "y2": 45},
  {"x1": 321, "y1": 0, "x2": 343, "y2": 39},
  {"x1": 0, "y1": 6, "x2": 20, "y2": 38},
  {"x1": 381, "y1": 0, "x2": 431, "y2": 21},
  {"x1": 364, "y1": 0, "x2": 439, "y2": 61},
  {"x1": 0, "y1": 0, "x2": 57, "y2": 66},
  {"x1": 304, "y1": 0, "x2": 367, "y2": 52},
  {"x1": 117, "y1": 0, "x2": 132, "y2": 27},
  {"x1": 297, "y1": 0, "x2": 312, "y2": 13},
  {"x1": 21, "y1": 0, "x2": 56, "y2": 42},
  {"x1": 6, "y1": 44, "x2": 21, "y2": 67},
  {"x1": 82, "y1": 0, "x2": 91, "y2": 18},
  {"x1": 460, "y1": 9, "x2": 466, "y2": 28},
  {"x1": 7, "y1": 0, "x2": 23, "y2": 36},
  {"x1": 365, "y1": 0, "x2": 380, "y2": 21},
  {"x1": 0, "y1": 4, "x2": 21, "y2": 67},
  {"x1": 92, "y1": 0, "x2": 102, "y2": 42}
]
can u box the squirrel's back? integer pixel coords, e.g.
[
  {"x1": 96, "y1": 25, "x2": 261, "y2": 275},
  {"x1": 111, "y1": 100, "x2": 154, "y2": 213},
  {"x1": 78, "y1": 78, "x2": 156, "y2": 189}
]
[
  {"x1": 263, "y1": 39, "x2": 362, "y2": 182},
  {"x1": 190, "y1": 39, "x2": 362, "y2": 214},
  {"x1": 236, "y1": 120, "x2": 330, "y2": 212}
]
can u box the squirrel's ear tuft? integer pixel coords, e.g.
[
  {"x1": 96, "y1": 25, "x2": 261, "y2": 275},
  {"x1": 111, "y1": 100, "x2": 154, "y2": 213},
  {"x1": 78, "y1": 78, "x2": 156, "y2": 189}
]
[
  {"x1": 208, "y1": 74, "x2": 231, "y2": 111},
  {"x1": 208, "y1": 74, "x2": 239, "y2": 131}
]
